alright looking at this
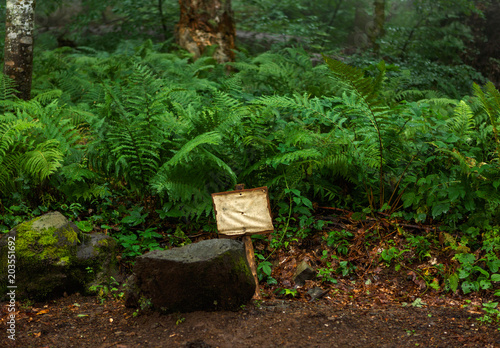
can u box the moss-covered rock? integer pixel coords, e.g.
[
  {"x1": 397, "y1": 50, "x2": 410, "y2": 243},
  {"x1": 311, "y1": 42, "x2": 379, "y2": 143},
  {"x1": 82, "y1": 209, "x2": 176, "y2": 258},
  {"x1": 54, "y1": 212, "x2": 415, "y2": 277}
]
[{"x1": 0, "y1": 211, "x2": 117, "y2": 301}]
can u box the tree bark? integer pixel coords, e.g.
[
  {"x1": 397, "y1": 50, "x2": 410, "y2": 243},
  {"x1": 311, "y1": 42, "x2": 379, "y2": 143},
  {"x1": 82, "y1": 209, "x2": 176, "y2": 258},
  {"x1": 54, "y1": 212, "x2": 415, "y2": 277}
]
[
  {"x1": 3, "y1": 0, "x2": 36, "y2": 101},
  {"x1": 176, "y1": 0, "x2": 236, "y2": 63},
  {"x1": 371, "y1": 0, "x2": 385, "y2": 54},
  {"x1": 466, "y1": 1, "x2": 500, "y2": 88}
]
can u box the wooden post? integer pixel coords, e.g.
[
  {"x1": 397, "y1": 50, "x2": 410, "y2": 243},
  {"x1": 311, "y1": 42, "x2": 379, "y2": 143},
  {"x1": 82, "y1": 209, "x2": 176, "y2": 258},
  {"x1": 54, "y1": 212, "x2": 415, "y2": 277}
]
[
  {"x1": 236, "y1": 184, "x2": 260, "y2": 299},
  {"x1": 243, "y1": 235, "x2": 261, "y2": 300}
]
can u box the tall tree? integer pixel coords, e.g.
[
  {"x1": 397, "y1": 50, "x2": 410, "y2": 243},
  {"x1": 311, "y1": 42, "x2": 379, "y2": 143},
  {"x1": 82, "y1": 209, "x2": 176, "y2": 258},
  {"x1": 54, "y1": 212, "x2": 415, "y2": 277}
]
[
  {"x1": 371, "y1": 0, "x2": 385, "y2": 54},
  {"x1": 176, "y1": 0, "x2": 236, "y2": 63},
  {"x1": 467, "y1": 1, "x2": 500, "y2": 87},
  {"x1": 3, "y1": 0, "x2": 36, "y2": 100}
]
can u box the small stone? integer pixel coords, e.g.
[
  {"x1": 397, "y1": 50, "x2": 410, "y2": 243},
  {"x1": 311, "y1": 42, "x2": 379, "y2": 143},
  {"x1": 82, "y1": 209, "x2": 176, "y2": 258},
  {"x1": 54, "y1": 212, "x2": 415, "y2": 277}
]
[
  {"x1": 293, "y1": 260, "x2": 316, "y2": 286},
  {"x1": 307, "y1": 287, "x2": 329, "y2": 301}
]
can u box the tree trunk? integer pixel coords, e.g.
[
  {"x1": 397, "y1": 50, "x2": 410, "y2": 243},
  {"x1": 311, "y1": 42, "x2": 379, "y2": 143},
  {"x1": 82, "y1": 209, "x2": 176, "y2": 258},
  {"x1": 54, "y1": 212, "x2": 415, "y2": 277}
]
[
  {"x1": 347, "y1": 1, "x2": 370, "y2": 50},
  {"x1": 176, "y1": 0, "x2": 236, "y2": 63},
  {"x1": 371, "y1": 0, "x2": 385, "y2": 54},
  {"x1": 466, "y1": 1, "x2": 500, "y2": 88},
  {"x1": 3, "y1": 0, "x2": 36, "y2": 101}
]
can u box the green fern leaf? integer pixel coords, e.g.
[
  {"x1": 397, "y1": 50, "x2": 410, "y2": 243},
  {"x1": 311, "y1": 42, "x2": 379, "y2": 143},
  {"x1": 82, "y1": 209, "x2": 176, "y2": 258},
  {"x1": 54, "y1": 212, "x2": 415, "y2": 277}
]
[
  {"x1": 166, "y1": 131, "x2": 222, "y2": 167},
  {"x1": 23, "y1": 139, "x2": 64, "y2": 183}
]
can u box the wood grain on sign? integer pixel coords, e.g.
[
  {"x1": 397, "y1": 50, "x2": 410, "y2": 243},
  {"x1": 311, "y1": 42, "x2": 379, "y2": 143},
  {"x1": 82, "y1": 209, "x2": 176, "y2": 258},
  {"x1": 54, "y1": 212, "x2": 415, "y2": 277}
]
[{"x1": 212, "y1": 187, "x2": 274, "y2": 236}]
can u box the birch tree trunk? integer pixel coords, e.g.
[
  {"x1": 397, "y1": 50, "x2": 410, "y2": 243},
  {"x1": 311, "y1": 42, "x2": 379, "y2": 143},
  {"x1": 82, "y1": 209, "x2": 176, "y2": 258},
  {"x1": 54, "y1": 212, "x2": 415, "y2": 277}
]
[
  {"x1": 3, "y1": 0, "x2": 36, "y2": 100},
  {"x1": 176, "y1": 0, "x2": 236, "y2": 63}
]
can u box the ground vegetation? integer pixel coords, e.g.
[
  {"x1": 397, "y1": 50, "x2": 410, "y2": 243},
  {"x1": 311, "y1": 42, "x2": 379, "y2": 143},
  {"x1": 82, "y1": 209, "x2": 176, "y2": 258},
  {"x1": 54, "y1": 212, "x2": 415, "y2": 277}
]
[{"x1": 1, "y1": 1, "x2": 500, "y2": 346}]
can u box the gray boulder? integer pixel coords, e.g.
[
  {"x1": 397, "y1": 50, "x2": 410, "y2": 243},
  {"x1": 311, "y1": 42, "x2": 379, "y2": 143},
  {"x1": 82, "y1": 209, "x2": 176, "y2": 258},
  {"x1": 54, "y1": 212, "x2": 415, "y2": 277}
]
[
  {"x1": 125, "y1": 239, "x2": 256, "y2": 313},
  {"x1": 0, "y1": 211, "x2": 117, "y2": 301}
]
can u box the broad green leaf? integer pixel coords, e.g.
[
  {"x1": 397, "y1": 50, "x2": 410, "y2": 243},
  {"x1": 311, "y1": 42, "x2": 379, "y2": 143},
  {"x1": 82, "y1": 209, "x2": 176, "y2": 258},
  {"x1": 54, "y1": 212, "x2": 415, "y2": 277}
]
[
  {"x1": 301, "y1": 196, "x2": 313, "y2": 209},
  {"x1": 479, "y1": 279, "x2": 492, "y2": 290},
  {"x1": 488, "y1": 260, "x2": 500, "y2": 273},
  {"x1": 402, "y1": 192, "x2": 415, "y2": 208},
  {"x1": 491, "y1": 274, "x2": 500, "y2": 282},
  {"x1": 431, "y1": 203, "x2": 450, "y2": 218},
  {"x1": 461, "y1": 281, "x2": 474, "y2": 294}
]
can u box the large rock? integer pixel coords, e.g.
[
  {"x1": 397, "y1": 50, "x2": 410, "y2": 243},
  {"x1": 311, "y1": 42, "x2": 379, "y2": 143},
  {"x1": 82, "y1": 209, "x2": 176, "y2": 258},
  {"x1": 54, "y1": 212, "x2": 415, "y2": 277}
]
[
  {"x1": 0, "y1": 211, "x2": 117, "y2": 301},
  {"x1": 125, "y1": 239, "x2": 256, "y2": 313}
]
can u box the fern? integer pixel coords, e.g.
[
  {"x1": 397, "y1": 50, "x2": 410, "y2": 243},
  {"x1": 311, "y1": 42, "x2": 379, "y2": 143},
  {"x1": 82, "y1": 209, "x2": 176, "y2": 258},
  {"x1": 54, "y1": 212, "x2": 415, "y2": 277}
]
[
  {"x1": 23, "y1": 140, "x2": 65, "y2": 183},
  {"x1": 0, "y1": 118, "x2": 65, "y2": 195},
  {"x1": 447, "y1": 100, "x2": 475, "y2": 142},
  {"x1": 0, "y1": 74, "x2": 19, "y2": 106},
  {"x1": 323, "y1": 56, "x2": 384, "y2": 111},
  {"x1": 323, "y1": 57, "x2": 411, "y2": 208},
  {"x1": 0, "y1": 120, "x2": 39, "y2": 192},
  {"x1": 0, "y1": 75, "x2": 18, "y2": 99},
  {"x1": 244, "y1": 92, "x2": 359, "y2": 203},
  {"x1": 165, "y1": 132, "x2": 222, "y2": 167},
  {"x1": 230, "y1": 48, "x2": 334, "y2": 97},
  {"x1": 473, "y1": 82, "x2": 500, "y2": 161},
  {"x1": 87, "y1": 64, "x2": 167, "y2": 196}
]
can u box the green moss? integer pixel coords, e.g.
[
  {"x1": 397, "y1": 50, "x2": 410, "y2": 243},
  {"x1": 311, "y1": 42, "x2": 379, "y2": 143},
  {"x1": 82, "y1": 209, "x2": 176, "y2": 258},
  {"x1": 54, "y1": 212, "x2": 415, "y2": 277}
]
[
  {"x1": 14, "y1": 217, "x2": 78, "y2": 265},
  {"x1": 98, "y1": 238, "x2": 109, "y2": 247},
  {"x1": 221, "y1": 250, "x2": 254, "y2": 281},
  {"x1": 63, "y1": 228, "x2": 80, "y2": 244},
  {"x1": 57, "y1": 256, "x2": 70, "y2": 266}
]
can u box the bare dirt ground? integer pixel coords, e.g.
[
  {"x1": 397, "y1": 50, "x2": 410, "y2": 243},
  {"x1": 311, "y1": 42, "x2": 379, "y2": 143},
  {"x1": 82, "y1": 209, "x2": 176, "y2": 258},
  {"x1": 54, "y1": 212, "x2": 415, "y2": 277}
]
[{"x1": 2, "y1": 290, "x2": 500, "y2": 348}]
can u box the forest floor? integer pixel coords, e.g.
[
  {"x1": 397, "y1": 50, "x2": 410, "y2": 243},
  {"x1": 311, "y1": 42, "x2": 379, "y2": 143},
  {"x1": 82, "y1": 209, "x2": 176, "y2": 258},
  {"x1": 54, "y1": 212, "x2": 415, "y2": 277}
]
[
  {"x1": 2, "y1": 287, "x2": 500, "y2": 348},
  {"x1": 2, "y1": 290, "x2": 500, "y2": 348},
  {"x1": 2, "y1": 209, "x2": 500, "y2": 347}
]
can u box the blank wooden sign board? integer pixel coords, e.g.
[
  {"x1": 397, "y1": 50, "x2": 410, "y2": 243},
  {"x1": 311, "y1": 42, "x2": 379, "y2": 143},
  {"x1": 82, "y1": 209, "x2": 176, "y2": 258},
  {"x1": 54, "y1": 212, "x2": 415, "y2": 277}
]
[{"x1": 212, "y1": 186, "x2": 274, "y2": 299}]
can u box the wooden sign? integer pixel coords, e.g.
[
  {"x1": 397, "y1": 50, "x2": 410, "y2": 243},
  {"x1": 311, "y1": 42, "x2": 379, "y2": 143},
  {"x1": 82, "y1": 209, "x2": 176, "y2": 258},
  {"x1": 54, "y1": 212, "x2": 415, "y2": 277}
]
[
  {"x1": 212, "y1": 185, "x2": 274, "y2": 299},
  {"x1": 211, "y1": 186, "x2": 274, "y2": 236}
]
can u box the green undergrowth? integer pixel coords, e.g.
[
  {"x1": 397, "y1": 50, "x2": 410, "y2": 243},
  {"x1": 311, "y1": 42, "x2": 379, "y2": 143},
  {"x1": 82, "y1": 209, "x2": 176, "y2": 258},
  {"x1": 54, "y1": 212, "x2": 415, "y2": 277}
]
[{"x1": 1, "y1": 41, "x2": 499, "y2": 299}]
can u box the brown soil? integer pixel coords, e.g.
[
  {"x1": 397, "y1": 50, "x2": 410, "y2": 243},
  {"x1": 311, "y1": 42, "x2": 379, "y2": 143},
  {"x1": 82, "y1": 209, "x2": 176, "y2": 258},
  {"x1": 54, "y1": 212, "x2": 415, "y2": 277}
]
[{"x1": 2, "y1": 291, "x2": 500, "y2": 348}]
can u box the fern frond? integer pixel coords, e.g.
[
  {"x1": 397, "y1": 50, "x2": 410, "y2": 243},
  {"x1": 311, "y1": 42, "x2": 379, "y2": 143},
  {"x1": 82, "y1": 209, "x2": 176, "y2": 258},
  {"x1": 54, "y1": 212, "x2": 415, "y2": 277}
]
[
  {"x1": 434, "y1": 146, "x2": 471, "y2": 175},
  {"x1": 155, "y1": 179, "x2": 206, "y2": 201},
  {"x1": 253, "y1": 94, "x2": 340, "y2": 125},
  {"x1": 473, "y1": 82, "x2": 500, "y2": 160},
  {"x1": 0, "y1": 74, "x2": 19, "y2": 102},
  {"x1": 420, "y1": 97, "x2": 457, "y2": 108},
  {"x1": 474, "y1": 82, "x2": 500, "y2": 119},
  {"x1": 32, "y1": 89, "x2": 63, "y2": 105},
  {"x1": 321, "y1": 153, "x2": 351, "y2": 177},
  {"x1": 166, "y1": 131, "x2": 222, "y2": 167},
  {"x1": 265, "y1": 148, "x2": 322, "y2": 167},
  {"x1": 323, "y1": 56, "x2": 383, "y2": 111},
  {"x1": 59, "y1": 162, "x2": 99, "y2": 183},
  {"x1": 447, "y1": 100, "x2": 475, "y2": 140},
  {"x1": 22, "y1": 140, "x2": 64, "y2": 183},
  {"x1": 200, "y1": 148, "x2": 237, "y2": 186},
  {"x1": 0, "y1": 120, "x2": 39, "y2": 157},
  {"x1": 108, "y1": 124, "x2": 161, "y2": 188},
  {"x1": 395, "y1": 89, "x2": 427, "y2": 102},
  {"x1": 0, "y1": 152, "x2": 22, "y2": 193}
]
